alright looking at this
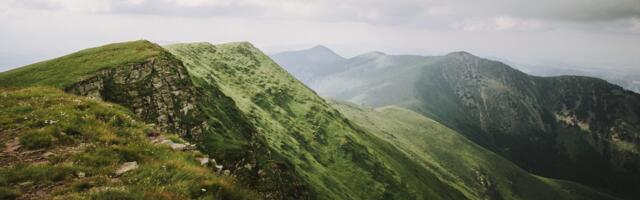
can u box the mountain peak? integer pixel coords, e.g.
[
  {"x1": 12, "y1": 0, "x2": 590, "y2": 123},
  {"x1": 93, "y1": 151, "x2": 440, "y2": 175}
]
[
  {"x1": 445, "y1": 51, "x2": 477, "y2": 58},
  {"x1": 355, "y1": 51, "x2": 386, "y2": 59},
  {"x1": 304, "y1": 45, "x2": 345, "y2": 60},
  {"x1": 310, "y1": 45, "x2": 331, "y2": 51}
]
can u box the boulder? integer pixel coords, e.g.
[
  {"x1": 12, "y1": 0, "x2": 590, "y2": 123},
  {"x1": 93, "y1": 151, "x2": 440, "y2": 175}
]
[{"x1": 115, "y1": 161, "x2": 138, "y2": 175}]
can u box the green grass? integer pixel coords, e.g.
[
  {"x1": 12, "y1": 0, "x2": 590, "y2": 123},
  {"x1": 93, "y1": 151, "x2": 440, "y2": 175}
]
[
  {"x1": 310, "y1": 51, "x2": 640, "y2": 198},
  {"x1": 0, "y1": 87, "x2": 256, "y2": 199},
  {"x1": 330, "y1": 100, "x2": 619, "y2": 200},
  {"x1": 19, "y1": 129, "x2": 57, "y2": 149},
  {"x1": 166, "y1": 42, "x2": 469, "y2": 200},
  {"x1": 0, "y1": 40, "x2": 166, "y2": 88}
]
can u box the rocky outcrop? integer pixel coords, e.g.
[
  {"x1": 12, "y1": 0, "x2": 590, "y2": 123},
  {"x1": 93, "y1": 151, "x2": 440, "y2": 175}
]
[{"x1": 65, "y1": 56, "x2": 205, "y2": 137}]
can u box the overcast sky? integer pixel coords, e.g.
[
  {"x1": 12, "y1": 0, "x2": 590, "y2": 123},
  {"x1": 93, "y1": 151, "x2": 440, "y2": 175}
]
[{"x1": 1, "y1": 0, "x2": 639, "y2": 71}]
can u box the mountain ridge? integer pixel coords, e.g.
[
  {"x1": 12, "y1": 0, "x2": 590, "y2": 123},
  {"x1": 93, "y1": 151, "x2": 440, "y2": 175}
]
[
  {"x1": 282, "y1": 46, "x2": 640, "y2": 199},
  {"x1": 0, "y1": 40, "x2": 629, "y2": 199}
]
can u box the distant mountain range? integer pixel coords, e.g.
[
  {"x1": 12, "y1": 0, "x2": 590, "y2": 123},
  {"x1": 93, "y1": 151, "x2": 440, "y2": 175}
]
[
  {"x1": 272, "y1": 46, "x2": 640, "y2": 94},
  {"x1": 482, "y1": 58, "x2": 640, "y2": 94},
  {"x1": 272, "y1": 46, "x2": 640, "y2": 199},
  {"x1": 270, "y1": 45, "x2": 346, "y2": 85}
]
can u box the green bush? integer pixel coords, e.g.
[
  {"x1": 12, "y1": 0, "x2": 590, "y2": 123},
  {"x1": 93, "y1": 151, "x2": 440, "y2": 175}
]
[{"x1": 19, "y1": 130, "x2": 56, "y2": 149}]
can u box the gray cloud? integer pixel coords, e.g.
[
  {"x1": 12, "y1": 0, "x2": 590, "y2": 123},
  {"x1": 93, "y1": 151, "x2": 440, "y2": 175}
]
[
  {"x1": 10, "y1": 0, "x2": 640, "y2": 26},
  {"x1": 1, "y1": 0, "x2": 639, "y2": 71}
]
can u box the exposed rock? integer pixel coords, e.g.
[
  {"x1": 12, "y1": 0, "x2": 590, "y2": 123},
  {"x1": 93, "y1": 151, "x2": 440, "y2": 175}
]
[
  {"x1": 65, "y1": 57, "x2": 205, "y2": 138},
  {"x1": 4, "y1": 138, "x2": 21, "y2": 153},
  {"x1": 42, "y1": 152, "x2": 55, "y2": 158},
  {"x1": 210, "y1": 158, "x2": 223, "y2": 171},
  {"x1": 158, "y1": 139, "x2": 191, "y2": 151},
  {"x1": 168, "y1": 142, "x2": 187, "y2": 151},
  {"x1": 76, "y1": 171, "x2": 86, "y2": 178},
  {"x1": 115, "y1": 161, "x2": 139, "y2": 175},
  {"x1": 197, "y1": 157, "x2": 210, "y2": 166},
  {"x1": 244, "y1": 163, "x2": 253, "y2": 170}
]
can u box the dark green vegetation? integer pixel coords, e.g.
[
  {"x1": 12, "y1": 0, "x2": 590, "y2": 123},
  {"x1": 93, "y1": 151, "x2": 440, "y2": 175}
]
[
  {"x1": 0, "y1": 87, "x2": 255, "y2": 199},
  {"x1": 286, "y1": 49, "x2": 640, "y2": 199},
  {"x1": 330, "y1": 100, "x2": 618, "y2": 200},
  {"x1": 0, "y1": 40, "x2": 627, "y2": 199}
]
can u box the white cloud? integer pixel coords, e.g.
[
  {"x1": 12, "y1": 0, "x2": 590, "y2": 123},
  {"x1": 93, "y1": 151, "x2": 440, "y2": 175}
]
[{"x1": 495, "y1": 17, "x2": 517, "y2": 30}]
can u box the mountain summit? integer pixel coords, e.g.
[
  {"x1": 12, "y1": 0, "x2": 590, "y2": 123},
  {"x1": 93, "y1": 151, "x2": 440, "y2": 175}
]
[{"x1": 270, "y1": 45, "x2": 346, "y2": 84}]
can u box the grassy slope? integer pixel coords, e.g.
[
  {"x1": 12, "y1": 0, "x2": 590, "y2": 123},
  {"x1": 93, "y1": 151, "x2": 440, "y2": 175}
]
[
  {"x1": 0, "y1": 87, "x2": 255, "y2": 199},
  {"x1": 165, "y1": 42, "x2": 469, "y2": 200},
  {"x1": 0, "y1": 39, "x2": 260, "y2": 179},
  {"x1": 310, "y1": 52, "x2": 639, "y2": 198},
  {"x1": 330, "y1": 100, "x2": 619, "y2": 200},
  {"x1": 0, "y1": 40, "x2": 165, "y2": 88}
]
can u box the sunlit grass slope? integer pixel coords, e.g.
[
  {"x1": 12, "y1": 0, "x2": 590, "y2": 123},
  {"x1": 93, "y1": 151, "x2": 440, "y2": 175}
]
[
  {"x1": 165, "y1": 42, "x2": 471, "y2": 200},
  {"x1": 0, "y1": 87, "x2": 255, "y2": 200},
  {"x1": 0, "y1": 40, "x2": 166, "y2": 88}
]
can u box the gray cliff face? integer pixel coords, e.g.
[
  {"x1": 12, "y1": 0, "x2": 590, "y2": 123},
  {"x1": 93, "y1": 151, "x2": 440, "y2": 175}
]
[{"x1": 65, "y1": 56, "x2": 205, "y2": 137}]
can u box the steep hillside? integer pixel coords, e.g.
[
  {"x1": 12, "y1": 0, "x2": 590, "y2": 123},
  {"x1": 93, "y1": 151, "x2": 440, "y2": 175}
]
[
  {"x1": 309, "y1": 51, "x2": 640, "y2": 198},
  {"x1": 0, "y1": 87, "x2": 255, "y2": 199},
  {"x1": 271, "y1": 45, "x2": 346, "y2": 84},
  {"x1": 166, "y1": 42, "x2": 470, "y2": 200},
  {"x1": 0, "y1": 41, "x2": 306, "y2": 199},
  {"x1": 330, "y1": 100, "x2": 618, "y2": 200},
  {"x1": 413, "y1": 53, "x2": 640, "y2": 198}
]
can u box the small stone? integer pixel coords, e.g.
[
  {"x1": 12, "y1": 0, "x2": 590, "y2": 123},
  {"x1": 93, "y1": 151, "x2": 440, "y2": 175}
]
[
  {"x1": 201, "y1": 188, "x2": 207, "y2": 192},
  {"x1": 115, "y1": 161, "x2": 138, "y2": 175},
  {"x1": 197, "y1": 157, "x2": 209, "y2": 166},
  {"x1": 4, "y1": 138, "x2": 21, "y2": 153},
  {"x1": 18, "y1": 181, "x2": 33, "y2": 186},
  {"x1": 159, "y1": 139, "x2": 187, "y2": 151},
  {"x1": 170, "y1": 143, "x2": 187, "y2": 151}
]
